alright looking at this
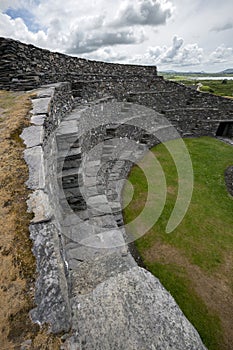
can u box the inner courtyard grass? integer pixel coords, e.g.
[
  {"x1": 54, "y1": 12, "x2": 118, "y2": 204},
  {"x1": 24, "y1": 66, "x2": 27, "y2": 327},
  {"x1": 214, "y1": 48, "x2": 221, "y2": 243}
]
[{"x1": 123, "y1": 137, "x2": 233, "y2": 350}]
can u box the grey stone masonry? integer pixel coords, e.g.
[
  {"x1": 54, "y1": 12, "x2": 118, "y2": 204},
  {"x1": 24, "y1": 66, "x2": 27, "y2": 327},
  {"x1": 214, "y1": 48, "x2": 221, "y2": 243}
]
[
  {"x1": 2, "y1": 37, "x2": 233, "y2": 138},
  {"x1": 0, "y1": 37, "x2": 157, "y2": 91},
  {"x1": 56, "y1": 100, "x2": 206, "y2": 349},
  {"x1": 19, "y1": 82, "x2": 208, "y2": 348},
  {"x1": 7, "y1": 36, "x2": 232, "y2": 347},
  {"x1": 21, "y1": 82, "x2": 73, "y2": 334},
  {"x1": 68, "y1": 267, "x2": 206, "y2": 350}
]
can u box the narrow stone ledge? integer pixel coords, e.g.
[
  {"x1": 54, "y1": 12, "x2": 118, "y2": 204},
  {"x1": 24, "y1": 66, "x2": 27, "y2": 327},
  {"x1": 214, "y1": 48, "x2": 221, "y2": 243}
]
[
  {"x1": 29, "y1": 222, "x2": 71, "y2": 333},
  {"x1": 35, "y1": 87, "x2": 55, "y2": 98},
  {"x1": 19, "y1": 82, "x2": 74, "y2": 335}
]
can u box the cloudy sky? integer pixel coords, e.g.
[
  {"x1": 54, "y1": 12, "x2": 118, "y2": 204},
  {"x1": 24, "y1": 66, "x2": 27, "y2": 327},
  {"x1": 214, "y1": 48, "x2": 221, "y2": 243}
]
[{"x1": 0, "y1": 0, "x2": 232, "y2": 72}]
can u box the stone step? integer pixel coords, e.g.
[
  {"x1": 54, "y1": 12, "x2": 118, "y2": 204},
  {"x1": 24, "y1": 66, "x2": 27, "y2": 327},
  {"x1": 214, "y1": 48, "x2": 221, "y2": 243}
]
[
  {"x1": 57, "y1": 147, "x2": 82, "y2": 161},
  {"x1": 56, "y1": 120, "x2": 78, "y2": 135},
  {"x1": 61, "y1": 158, "x2": 82, "y2": 170},
  {"x1": 59, "y1": 168, "x2": 84, "y2": 188},
  {"x1": 56, "y1": 134, "x2": 80, "y2": 151}
]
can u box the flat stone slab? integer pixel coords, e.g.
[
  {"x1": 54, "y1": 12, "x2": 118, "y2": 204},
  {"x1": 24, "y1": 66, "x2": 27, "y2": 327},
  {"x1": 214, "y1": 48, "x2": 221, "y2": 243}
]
[
  {"x1": 67, "y1": 267, "x2": 206, "y2": 350},
  {"x1": 88, "y1": 204, "x2": 112, "y2": 217},
  {"x1": 84, "y1": 176, "x2": 103, "y2": 187},
  {"x1": 85, "y1": 185, "x2": 105, "y2": 197},
  {"x1": 31, "y1": 97, "x2": 51, "y2": 115},
  {"x1": 64, "y1": 221, "x2": 96, "y2": 243},
  {"x1": 30, "y1": 114, "x2": 47, "y2": 126},
  {"x1": 21, "y1": 125, "x2": 44, "y2": 148},
  {"x1": 65, "y1": 244, "x2": 114, "y2": 264},
  {"x1": 89, "y1": 215, "x2": 118, "y2": 229},
  {"x1": 79, "y1": 229, "x2": 125, "y2": 249},
  {"x1": 87, "y1": 195, "x2": 108, "y2": 206},
  {"x1": 36, "y1": 87, "x2": 55, "y2": 98},
  {"x1": 27, "y1": 190, "x2": 53, "y2": 223},
  {"x1": 24, "y1": 146, "x2": 45, "y2": 189}
]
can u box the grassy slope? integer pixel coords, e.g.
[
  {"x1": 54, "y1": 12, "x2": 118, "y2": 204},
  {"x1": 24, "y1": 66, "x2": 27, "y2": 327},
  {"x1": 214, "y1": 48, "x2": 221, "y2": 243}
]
[{"x1": 123, "y1": 137, "x2": 233, "y2": 350}]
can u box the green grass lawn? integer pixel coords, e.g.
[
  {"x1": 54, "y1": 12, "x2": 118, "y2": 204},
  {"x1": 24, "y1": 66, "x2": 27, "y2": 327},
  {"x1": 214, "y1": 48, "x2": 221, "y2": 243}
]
[
  {"x1": 123, "y1": 137, "x2": 233, "y2": 350},
  {"x1": 163, "y1": 74, "x2": 233, "y2": 97},
  {"x1": 198, "y1": 80, "x2": 233, "y2": 97}
]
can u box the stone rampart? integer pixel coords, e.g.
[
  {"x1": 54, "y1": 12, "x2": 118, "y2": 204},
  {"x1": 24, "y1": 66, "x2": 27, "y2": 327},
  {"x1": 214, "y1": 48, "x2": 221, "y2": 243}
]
[
  {"x1": 1, "y1": 37, "x2": 233, "y2": 139},
  {"x1": 0, "y1": 37, "x2": 157, "y2": 91},
  {"x1": 2, "y1": 37, "x2": 232, "y2": 349},
  {"x1": 20, "y1": 84, "x2": 207, "y2": 348}
]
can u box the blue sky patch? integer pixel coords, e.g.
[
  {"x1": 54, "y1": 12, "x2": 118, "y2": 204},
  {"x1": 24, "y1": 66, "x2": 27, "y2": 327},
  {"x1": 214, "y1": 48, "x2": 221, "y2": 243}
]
[{"x1": 4, "y1": 7, "x2": 41, "y2": 33}]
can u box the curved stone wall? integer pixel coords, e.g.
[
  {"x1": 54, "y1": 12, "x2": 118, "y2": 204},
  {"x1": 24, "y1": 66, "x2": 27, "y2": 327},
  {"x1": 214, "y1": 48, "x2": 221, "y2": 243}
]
[
  {"x1": 0, "y1": 37, "x2": 157, "y2": 91},
  {"x1": 1, "y1": 37, "x2": 233, "y2": 140},
  {"x1": 2, "y1": 37, "x2": 231, "y2": 349},
  {"x1": 20, "y1": 82, "x2": 207, "y2": 349}
]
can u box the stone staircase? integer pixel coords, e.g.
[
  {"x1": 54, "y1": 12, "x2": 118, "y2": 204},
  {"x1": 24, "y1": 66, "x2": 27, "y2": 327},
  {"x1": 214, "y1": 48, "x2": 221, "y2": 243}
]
[{"x1": 52, "y1": 100, "x2": 206, "y2": 349}]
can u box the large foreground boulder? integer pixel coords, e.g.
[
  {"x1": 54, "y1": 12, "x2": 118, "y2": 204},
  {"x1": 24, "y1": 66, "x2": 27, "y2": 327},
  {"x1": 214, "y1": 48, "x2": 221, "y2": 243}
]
[{"x1": 65, "y1": 267, "x2": 206, "y2": 350}]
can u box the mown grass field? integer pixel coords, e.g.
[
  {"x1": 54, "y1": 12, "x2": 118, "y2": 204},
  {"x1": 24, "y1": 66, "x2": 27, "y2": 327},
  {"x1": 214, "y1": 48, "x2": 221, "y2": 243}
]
[{"x1": 123, "y1": 137, "x2": 233, "y2": 350}]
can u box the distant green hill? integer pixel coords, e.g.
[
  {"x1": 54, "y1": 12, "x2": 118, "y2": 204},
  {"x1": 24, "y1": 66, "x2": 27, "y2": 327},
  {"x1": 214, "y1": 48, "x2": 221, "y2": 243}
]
[
  {"x1": 221, "y1": 69, "x2": 233, "y2": 74},
  {"x1": 159, "y1": 69, "x2": 233, "y2": 76}
]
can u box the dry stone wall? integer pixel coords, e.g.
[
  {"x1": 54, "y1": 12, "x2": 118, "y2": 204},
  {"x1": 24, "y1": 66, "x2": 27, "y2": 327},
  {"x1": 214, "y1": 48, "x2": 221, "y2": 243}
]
[
  {"x1": 1, "y1": 37, "x2": 232, "y2": 348},
  {"x1": 20, "y1": 84, "x2": 207, "y2": 348},
  {"x1": 0, "y1": 37, "x2": 156, "y2": 91},
  {"x1": 1, "y1": 37, "x2": 233, "y2": 139}
]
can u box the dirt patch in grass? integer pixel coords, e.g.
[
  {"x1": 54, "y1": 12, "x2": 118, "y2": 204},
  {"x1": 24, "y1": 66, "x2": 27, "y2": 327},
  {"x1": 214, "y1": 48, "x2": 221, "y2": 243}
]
[
  {"x1": 0, "y1": 91, "x2": 61, "y2": 349},
  {"x1": 144, "y1": 242, "x2": 233, "y2": 350}
]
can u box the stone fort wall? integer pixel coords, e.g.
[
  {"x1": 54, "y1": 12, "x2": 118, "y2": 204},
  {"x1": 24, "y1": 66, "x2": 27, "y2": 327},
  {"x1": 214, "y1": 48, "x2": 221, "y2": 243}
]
[
  {"x1": 1, "y1": 36, "x2": 233, "y2": 139},
  {"x1": 2, "y1": 37, "x2": 232, "y2": 348},
  {"x1": 20, "y1": 83, "x2": 207, "y2": 349},
  {"x1": 0, "y1": 37, "x2": 157, "y2": 91}
]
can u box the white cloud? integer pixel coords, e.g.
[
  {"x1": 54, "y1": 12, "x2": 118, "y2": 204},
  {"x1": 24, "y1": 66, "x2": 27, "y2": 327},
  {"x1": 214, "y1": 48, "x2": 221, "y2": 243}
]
[
  {"x1": 112, "y1": 0, "x2": 173, "y2": 27},
  {"x1": 0, "y1": 0, "x2": 233, "y2": 71},
  {"x1": 0, "y1": 0, "x2": 19, "y2": 11},
  {"x1": 82, "y1": 47, "x2": 128, "y2": 62},
  {"x1": 0, "y1": 12, "x2": 47, "y2": 46},
  {"x1": 211, "y1": 21, "x2": 233, "y2": 32},
  {"x1": 129, "y1": 36, "x2": 203, "y2": 68},
  {"x1": 159, "y1": 35, "x2": 183, "y2": 62},
  {"x1": 67, "y1": 28, "x2": 146, "y2": 54},
  {"x1": 176, "y1": 43, "x2": 203, "y2": 66},
  {"x1": 209, "y1": 45, "x2": 233, "y2": 64}
]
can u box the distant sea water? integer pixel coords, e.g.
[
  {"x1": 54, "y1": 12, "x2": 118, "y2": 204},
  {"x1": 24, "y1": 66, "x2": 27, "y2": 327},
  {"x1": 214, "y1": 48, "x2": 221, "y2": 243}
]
[{"x1": 189, "y1": 77, "x2": 233, "y2": 80}]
